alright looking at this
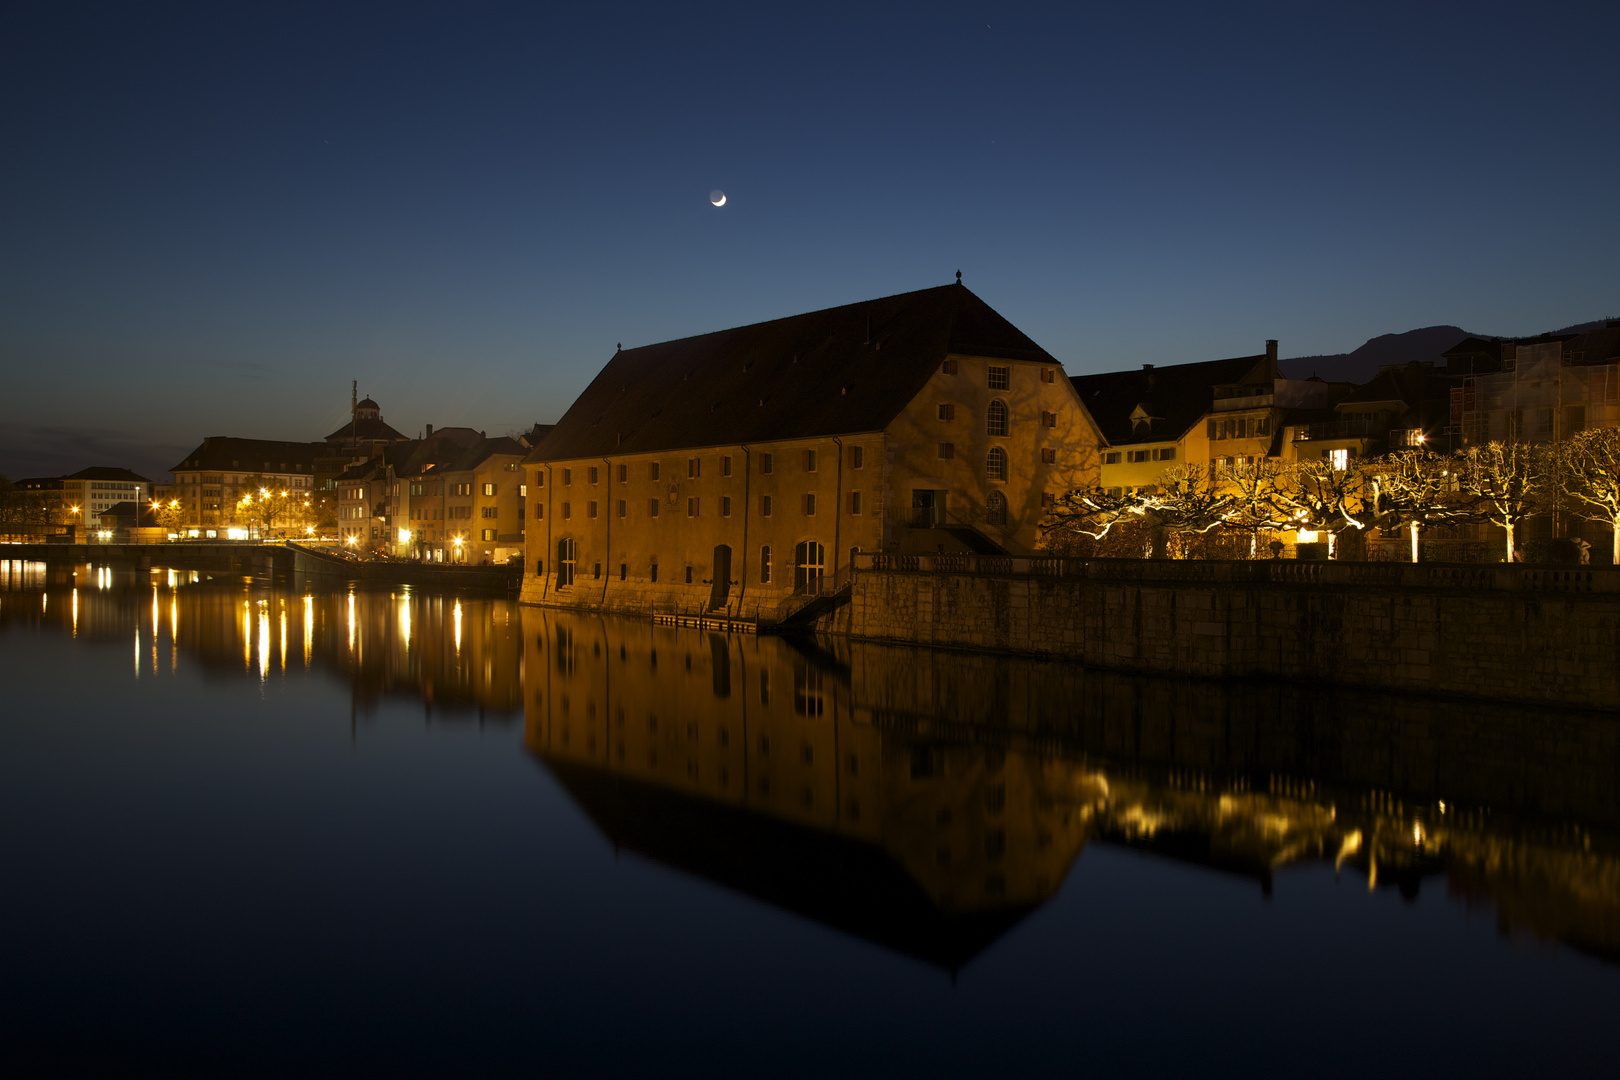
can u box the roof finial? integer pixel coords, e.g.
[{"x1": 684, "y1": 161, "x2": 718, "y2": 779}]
[
  {"x1": 617, "y1": 342, "x2": 621, "y2": 352},
  {"x1": 955, "y1": 269, "x2": 962, "y2": 285}
]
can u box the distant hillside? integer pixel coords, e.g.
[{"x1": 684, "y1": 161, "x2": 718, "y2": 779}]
[
  {"x1": 1281, "y1": 326, "x2": 1473, "y2": 383},
  {"x1": 1282, "y1": 318, "x2": 1617, "y2": 384}
]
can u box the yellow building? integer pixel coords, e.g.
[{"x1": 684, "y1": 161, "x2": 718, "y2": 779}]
[
  {"x1": 521, "y1": 283, "x2": 1103, "y2": 623},
  {"x1": 1072, "y1": 341, "x2": 1343, "y2": 492}
]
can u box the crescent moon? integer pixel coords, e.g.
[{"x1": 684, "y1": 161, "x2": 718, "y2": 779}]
[{"x1": 710, "y1": 190, "x2": 727, "y2": 207}]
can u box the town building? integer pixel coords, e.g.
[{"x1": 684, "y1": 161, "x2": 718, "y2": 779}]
[
  {"x1": 521, "y1": 282, "x2": 1103, "y2": 621},
  {"x1": 59, "y1": 467, "x2": 153, "y2": 526},
  {"x1": 1072, "y1": 341, "x2": 1344, "y2": 493},
  {"x1": 169, "y1": 438, "x2": 321, "y2": 536}
]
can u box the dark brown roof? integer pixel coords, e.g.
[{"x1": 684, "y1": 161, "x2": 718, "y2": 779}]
[
  {"x1": 63, "y1": 466, "x2": 153, "y2": 483},
  {"x1": 324, "y1": 416, "x2": 410, "y2": 443},
  {"x1": 171, "y1": 438, "x2": 323, "y2": 474},
  {"x1": 528, "y1": 284, "x2": 1055, "y2": 461},
  {"x1": 1070, "y1": 353, "x2": 1269, "y2": 447}
]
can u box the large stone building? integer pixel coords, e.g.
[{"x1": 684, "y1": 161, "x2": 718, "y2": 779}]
[{"x1": 521, "y1": 283, "x2": 1103, "y2": 622}]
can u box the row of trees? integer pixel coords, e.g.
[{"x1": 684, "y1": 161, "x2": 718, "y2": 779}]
[{"x1": 1045, "y1": 428, "x2": 1620, "y2": 563}]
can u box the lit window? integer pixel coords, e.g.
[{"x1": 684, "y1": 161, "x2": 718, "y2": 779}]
[{"x1": 1330, "y1": 448, "x2": 1349, "y2": 471}]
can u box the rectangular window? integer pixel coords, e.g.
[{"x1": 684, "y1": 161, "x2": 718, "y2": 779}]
[
  {"x1": 1041, "y1": 368, "x2": 1055, "y2": 384},
  {"x1": 687, "y1": 496, "x2": 698, "y2": 517},
  {"x1": 1329, "y1": 448, "x2": 1349, "y2": 471},
  {"x1": 1041, "y1": 411, "x2": 1057, "y2": 427},
  {"x1": 803, "y1": 449, "x2": 817, "y2": 472},
  {"x1": 988, "y1": 365, "x2": 1010, "y2": 390},
  {"x1": 481, "y1": 506, "x2": 498, "y2": 518},
  {"x1": 483, "y1": 483, "x2": 496, "y2": 496},
  {"x1": 593, "y1": 563, "x2": 601, "y2": 579},
  {"x1": 620, "y1": 563, "x2": 627, "y2": 581},
  {"x1": 937, "y1": 403, "x2": 955, "y2": 421},
  {"x1": 585, "y1": 467, "x2": 596, "y2": 484},
  {"x1": 721, "y1": 496, "x2": 732, "y2": 517},
  {"x1": 722, "y1": 455, "x2": 732, "y2": 476},
  {"x1": 760, "y1": 453, "x2": 773, "y2": 474},
  {"x1": 588, "y1": 501, "x2": 598, "y2": 518},
  {"x1": 649, "y1": 499, "x2": 660, "y2": 517},
  {"x1": 685, "y1": 566, "x2": 693, "y2": 584},
  {"x1": 563, "y1": 469, "x2": 572, "y2": 485},
  {"x1": 761, "y1": 546, "x2": 772, "y2": 583},
  {"x1": 650, "y1": 562, "x2": 658, "y2": 582},
  {"x1": 618, "y1": 499, "x2": 627, "y2": 517},
  {"x1": 850, "y1": 491, "x2": 863, "y2": 514},
  {"x1": 536, "y1": 473, "x2": 544, "y2": 487},
  {"x1": 562, "y1": 502, "x2": 571, "y2": 519},
  {"x1": 536, "y1": 503, "x2": 544, "y2": 519},
  {"x1": 518, "y1": 484, "x2": 526, "y2": 497},
  {"x1": 617, "y1": 464, "x2": 627, "y2": 482},
  {"x1": 483, "y1": 529, "x2": 497, "y2": 541},
  {"x1": 649, "y1": 462, "x2": 660, "y2": 481},
  {"x1": 1040, "y1": 448, "x2": 1056, "y2": 464},
  {"x1": 850, "y1": 446, "x2": 863, "y2": 469},
  {"x1": 803, "y1": 493, "x2": 816, "y2": 515},
  {"x1": 1129, "y1": 450, "x2": 1150, "y2": 463},
  {"x1": 1156, "y1": 447, "x2": 1176, "y2": 461},
  {"x1": 1104, "y1": 451, "x2": 1121, "y2": 465},
  {"x1": 760, "y1": 495, "x2": 773, "y2": 516},
  {"x1": 938, "y1": 443, "x2": 954, "y2": 459},
  {"x1": 688, "y1": 458, "x2": 700, "y2": 478},
  {"x1": 941, "y1": 359, "x2": 958, "y2": 374}
]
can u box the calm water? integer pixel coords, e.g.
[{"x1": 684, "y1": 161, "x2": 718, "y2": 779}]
[{"x1": 2, "y1": 558, "x2": 1618, "y2": 1078}]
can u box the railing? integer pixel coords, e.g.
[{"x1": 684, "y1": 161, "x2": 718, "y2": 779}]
[
  {"x1": 1293, "y1": 415, "x2": 1382, "y2": 442},
  {"x1": 850, "y1": 551, "x2": 1620, "y2": 594}
]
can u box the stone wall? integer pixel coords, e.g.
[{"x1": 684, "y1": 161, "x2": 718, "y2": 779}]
[{"x1": 821, "y1": 554, "x2": 1620, "y2": 709}]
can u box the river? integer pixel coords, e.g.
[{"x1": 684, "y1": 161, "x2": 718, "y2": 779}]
[{"x1": 2, "y1": 558, "x2": 1617, "y2": 1077}]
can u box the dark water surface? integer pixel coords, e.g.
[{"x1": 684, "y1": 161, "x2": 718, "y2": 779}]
[{"x1": 3, "y1": 559, "x2": 1618, "y2": 1078}]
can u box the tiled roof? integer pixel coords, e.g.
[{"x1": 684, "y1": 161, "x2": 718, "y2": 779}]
[
  {"x1": 1070, "y1": 353, "x2": 1268, "y2": 447},
  {"x1": 528, "y1": 284, "x2": 1055, "y2": 462},
  {"x1": 62, "y1": 466, "x2": 154, "y2": 483},
  {"x1": 324, "y1": 416, "x2": 410, "y2": 443},
  {"x1": 170, "y1": 438, "x2": 323, "y2": 474}
]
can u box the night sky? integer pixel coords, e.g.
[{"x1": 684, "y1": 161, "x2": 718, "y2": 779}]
[{"x1": 3, "y1": 2, "x2": 1616, "y2": 482}]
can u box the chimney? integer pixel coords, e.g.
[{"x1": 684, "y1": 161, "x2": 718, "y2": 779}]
[
  {"x1": 425, "y1": 423, "x2": 433, "y2": 438},
  {"x1": 1142, "y1": 364, "x2": 1155, "y2": 371},
  {"x1": 1266, "y1": 340, "x2": 1278, "y2": 364}
]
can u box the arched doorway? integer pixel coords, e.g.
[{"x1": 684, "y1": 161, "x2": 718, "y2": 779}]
[
  {"x1": 709, "y1": 544, "x2": 732, "y2": 610},
  {"x1": 793, "y1": 540, "x2": 824, "y2": 595},
  {"x1": 985, "y1": 491, "x2": 1007, "y2": 526}
]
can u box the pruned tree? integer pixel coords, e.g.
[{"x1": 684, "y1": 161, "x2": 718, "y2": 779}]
[
  {"x1": 1220, "y1": 458, "x2": 1295, "y2": 557},
  {"x1": 1366, "y1": 450, "x2": 1471, "y2": 563},
  {"x1": 1558, "y1": 427, "x2": 1620, "y2": 564},
  {"x1": 1042, "y1": 487, "x2": 1149, "y2": 546},
  {"x1": 1145, "y1": 464, "x2": 1237, "y2": 557},
  {"x1": 1280, "y1": 457, "x2": 1377, "y2": 548},
  {"x1": 1456, "y1": 441, "x2": 1548, "y2": 563}
]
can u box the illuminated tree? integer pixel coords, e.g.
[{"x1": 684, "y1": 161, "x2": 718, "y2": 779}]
[
  {"x1": 1558, "y1": 428, "x2": 1620, "y2": 564},
  {"x1": 1221, "y1": 458, "x2": 1294, "y2": 557},
  {"x1": 1456, "y1": 442, "x2": 1548, "y2": 563},
  {"x1": 1366, "y1": 451, "x2": 1470, "y2": 563},
  {"x1": 1277, "y1": 457, "x2": 1377, "y2": 552},
  {"x1": 230, "y1": 475, "x2": 305, "y2": 536}
]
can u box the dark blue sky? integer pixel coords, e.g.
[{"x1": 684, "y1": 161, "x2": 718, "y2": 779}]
[{"x1": 3, "y1": 1, "x2": 1616, "y2": 481}]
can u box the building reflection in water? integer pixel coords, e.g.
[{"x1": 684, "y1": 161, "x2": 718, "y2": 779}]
[
  {"x1": 4, "y1": 559, "x2": 1619, "y2": 971},
  {"x1": 522, "y1": 607, "x2": 1620, "y2": 971}
]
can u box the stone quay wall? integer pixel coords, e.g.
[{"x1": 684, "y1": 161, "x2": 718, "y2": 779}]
[{"x1": 816, "y1": 554, "x2": 1620, "y2": 710}]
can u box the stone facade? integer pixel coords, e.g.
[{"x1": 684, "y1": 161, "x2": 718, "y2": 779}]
[{"x1": 823, "y1": 555, "x2": 1620, "y2": 709}]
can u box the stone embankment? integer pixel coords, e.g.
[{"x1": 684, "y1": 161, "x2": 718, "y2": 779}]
[{"x1": 814, "y1": 553, "x2": 1620, "y2": 710}]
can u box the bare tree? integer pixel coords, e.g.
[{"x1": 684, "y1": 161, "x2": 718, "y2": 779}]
[
  {"x1": 1368, "y1": 451, "x2": 1473, "y2": 562},
  {"x1": 1145, "y1": 464, "x2": 1237, "y2": 557},
  {"x1": 1042, "y1": 487, "x2": 1149, "y2": 544},
  {"x1": 1456, "y1": 442, "x2": 1547, "y2": 563},
  {"x1": 1559, "y1": 427, "x2": 1620, "y2": 564},
  {"x1": 1221, "y1": 458, "x2": 1294, "y2": 557},
  {"x1": 1278, "y1": 457, "x2": 1378, "y2": 552}
]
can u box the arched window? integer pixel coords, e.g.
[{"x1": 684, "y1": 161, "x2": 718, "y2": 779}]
[
  {"x1": 793, "y1": 540, "x2": 825, "y2": 595},
  {"x1": 987, "y1": 399, "x2": 1009, "y2": 436},
  {"x1": 985, "y1": 491, "x2": 1007, "y2": 526},
  {"x1": 986, "y1": 446, "x2": 1008, "y2": 482},
  {"x1": 556, "y1": 538, "x2": 576, "y2": 588}
]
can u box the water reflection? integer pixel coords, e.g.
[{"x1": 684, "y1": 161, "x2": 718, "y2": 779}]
[
  {"x1": 522, "y1": 609, "x2": 1620, "y2": 969},
  {"x1": 4, "y1": 559, "x2": 1618, "y2": 970}
]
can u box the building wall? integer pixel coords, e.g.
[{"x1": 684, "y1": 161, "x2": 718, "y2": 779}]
[
  {"x1": 825, "y1": 556, "x2": 1620, "y2": 710},
  {"x1": 522, "y1": 434, "x2": 887, "y2": 621},
  {"x1": 883, "y1": 353, "x2": 1101, "y2": 553}
]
